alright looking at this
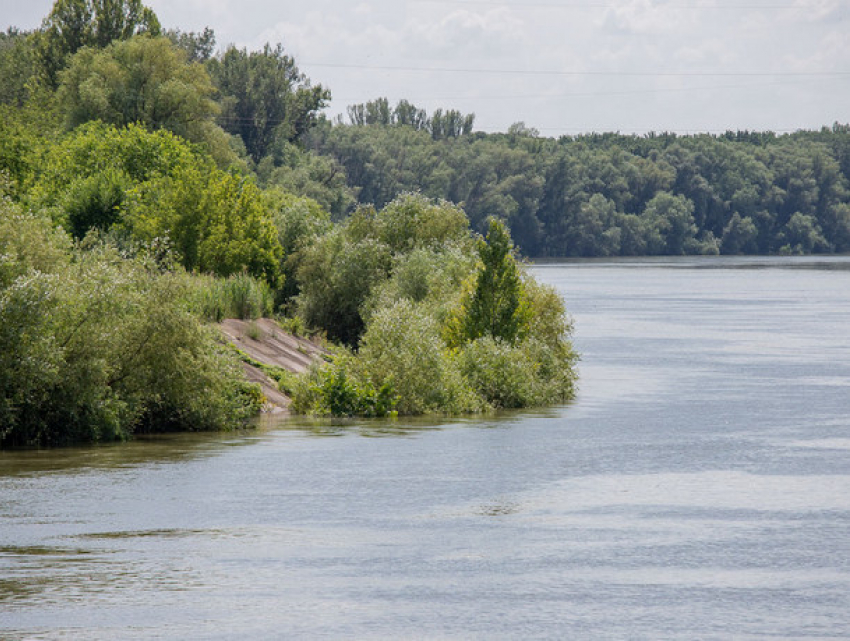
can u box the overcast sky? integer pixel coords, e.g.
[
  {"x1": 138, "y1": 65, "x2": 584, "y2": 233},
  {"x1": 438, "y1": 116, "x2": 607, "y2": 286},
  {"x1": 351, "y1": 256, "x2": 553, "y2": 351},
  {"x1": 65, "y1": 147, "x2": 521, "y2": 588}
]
[{"x1": 5, "y1": 0, "x2": 849, "y2": 135}]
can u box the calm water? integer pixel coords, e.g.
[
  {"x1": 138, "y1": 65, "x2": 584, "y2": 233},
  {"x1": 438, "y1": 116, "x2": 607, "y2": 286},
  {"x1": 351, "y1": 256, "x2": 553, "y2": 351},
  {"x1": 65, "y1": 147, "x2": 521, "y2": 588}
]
[{"x1": 2, "y1": 257, "x2": 850, "y2": 639}]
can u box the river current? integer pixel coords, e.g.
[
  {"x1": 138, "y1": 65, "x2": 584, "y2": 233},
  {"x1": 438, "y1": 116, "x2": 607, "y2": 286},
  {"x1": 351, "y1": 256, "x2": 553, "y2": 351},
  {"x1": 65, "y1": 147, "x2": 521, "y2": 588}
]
[{"x1": 2, "y1": 257, "x2": 850, "y2": 639}]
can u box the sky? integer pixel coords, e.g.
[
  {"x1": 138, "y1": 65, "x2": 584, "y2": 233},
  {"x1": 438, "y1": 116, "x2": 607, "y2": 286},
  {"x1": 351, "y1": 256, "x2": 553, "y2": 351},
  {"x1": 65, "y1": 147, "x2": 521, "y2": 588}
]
[{"x1": 4, "y1": 0, "x2": 849, "y2": 136}]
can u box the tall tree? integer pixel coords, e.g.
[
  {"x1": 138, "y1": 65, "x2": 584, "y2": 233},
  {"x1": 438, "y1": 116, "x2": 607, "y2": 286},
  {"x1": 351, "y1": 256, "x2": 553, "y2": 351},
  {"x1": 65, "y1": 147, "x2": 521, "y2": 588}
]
[
  {"x1": 34, "y1": 0, "x2": 161, "y2": 87},
  {"x1": 460, "y1": 219, "x2": 528, "y2": 345},
  {"x1": 208, "y1": 44, "x2": 330, "y2": 162},
  {"x1": 57, "y1": 36, "x2": 218, "y2": 144}
]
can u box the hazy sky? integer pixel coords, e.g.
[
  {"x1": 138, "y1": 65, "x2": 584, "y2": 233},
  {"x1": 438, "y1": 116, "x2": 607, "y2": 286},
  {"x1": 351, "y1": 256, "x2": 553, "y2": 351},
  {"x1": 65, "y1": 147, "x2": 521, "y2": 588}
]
[{"x1": 5, "y1": 0, "x2": 849, "y2": 135}]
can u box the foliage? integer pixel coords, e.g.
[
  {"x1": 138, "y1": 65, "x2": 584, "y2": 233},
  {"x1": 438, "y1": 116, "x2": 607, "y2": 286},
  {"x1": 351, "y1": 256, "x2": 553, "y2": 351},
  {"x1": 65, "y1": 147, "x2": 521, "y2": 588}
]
[
  {"x1": 291, "y1": 196, "x2": 577, "y2": 417},
  {"x1": 458, "y1": 336, "x2": 576, "y2": 409},
  {"x1": 166, "y1": 27, "x2": 215, "y2": 63},
  {"x1": 57, "y1": 36, "x2": 220, "y2": 147},
  {"x1": 375, "y1": 192, "x2": 470, "y2": 252},
  {"x1": 310, "y1": 117, "x2": 850, "y2": 257},
  {"x1": 450, "y1": 219, "x2": 530, "y2": 346},
  {"x1": 121, "y1": 164, "x2": 283, "y2": 286},
  {"x1": 356, "y1": 299, "x2": 481, "y2": 415},
  {"x1": 207, "y1": 43, "x2": 330, "y2": 162},
  {"x1": 258, "y1": 142, "x2": 355, "y2": 218},
  {"x1": 295, "y1": 224, "x2": 392, "y2": 345},
  {"x1": 265, "y1": 190, "x2": 332, "y2": 307},
  {"x1": 346, "y1": 97, "x2": 474, "y2": 140},
  {"x1": 294, "y1": 193, "x2": 474, "y2": 346},
  {"x1": 0, "y1": 216, "x2": 260, "y2": 446},
  {"x1": 25, "y1": 121, "x2": 200, "y2": 234},
  {"x1": 189, "y1": 272, "x2": 273, "y2": 322},
  {"x1": 291, "y1": 358, "x2": 397, "y2": 418},
  {"x1": 0, "y1": 29, "x2": 36, "y2": 107},
  {"x1": 0, "y1": 203, "x2": 72, "y2": 288},
  {"x1": 34, "y1": 0, "x2": 161, "y2": 88}
]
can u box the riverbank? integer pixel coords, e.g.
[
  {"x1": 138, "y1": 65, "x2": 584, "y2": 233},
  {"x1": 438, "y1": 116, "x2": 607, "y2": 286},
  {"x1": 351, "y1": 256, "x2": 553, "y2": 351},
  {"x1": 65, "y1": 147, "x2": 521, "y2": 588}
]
[{"x1": 220, "y1": 319, "x2": 327, "y2": 413}]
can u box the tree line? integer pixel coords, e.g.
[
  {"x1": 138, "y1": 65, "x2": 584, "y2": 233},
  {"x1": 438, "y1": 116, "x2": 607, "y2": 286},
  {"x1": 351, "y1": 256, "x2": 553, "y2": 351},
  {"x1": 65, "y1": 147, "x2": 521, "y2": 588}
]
[{"x1": 305, "y1": 109, "x2": 850, "y2": 257}]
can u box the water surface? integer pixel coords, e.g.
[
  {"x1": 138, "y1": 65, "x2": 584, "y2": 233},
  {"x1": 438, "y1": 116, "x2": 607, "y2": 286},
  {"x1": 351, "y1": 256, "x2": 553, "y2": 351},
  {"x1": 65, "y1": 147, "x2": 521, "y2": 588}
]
[{"x1": 2, "y1": 256, "x2": 850, "y2": 639}]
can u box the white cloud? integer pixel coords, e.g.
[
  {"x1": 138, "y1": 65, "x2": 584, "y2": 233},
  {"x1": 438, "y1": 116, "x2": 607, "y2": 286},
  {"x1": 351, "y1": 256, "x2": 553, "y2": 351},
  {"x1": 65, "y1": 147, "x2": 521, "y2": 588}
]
[
  {"x1": 403, "y1": 8, "x2": 526, "y2": 60},
  {"x1": 598, "y1": 0, "x2": 696, "y2": 36}
]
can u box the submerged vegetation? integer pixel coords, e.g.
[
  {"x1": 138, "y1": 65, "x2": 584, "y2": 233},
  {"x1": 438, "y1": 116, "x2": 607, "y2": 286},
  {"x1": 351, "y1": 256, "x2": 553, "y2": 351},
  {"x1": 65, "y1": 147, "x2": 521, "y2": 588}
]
[{"x1": 5, "y1": 0, "x2": 849, "y2": 444}]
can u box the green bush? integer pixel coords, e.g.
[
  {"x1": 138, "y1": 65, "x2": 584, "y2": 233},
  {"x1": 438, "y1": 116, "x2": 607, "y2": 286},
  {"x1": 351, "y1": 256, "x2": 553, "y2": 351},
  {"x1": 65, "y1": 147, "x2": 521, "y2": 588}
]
[
  {"x1": 458, "y1": 336, "x2": 577, "y2": 409},
  {"x1": 356, "y1": 299, "x2": 481, "y2": 415},
  {"x1": 290, "y1": 359, "x2": 397, "y2": 418},
  {"x1": 0, "y1": 233, "x2": 261, "y2": 446}
]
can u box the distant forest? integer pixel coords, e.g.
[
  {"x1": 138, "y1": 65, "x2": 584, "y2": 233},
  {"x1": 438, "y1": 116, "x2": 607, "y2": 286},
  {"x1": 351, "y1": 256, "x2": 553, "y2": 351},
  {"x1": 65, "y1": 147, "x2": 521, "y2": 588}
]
[
  {"x1": 2, "y1": 8, "x2": 850, "y2": 258},
  {"x1": 305, "y1": 105, "x2": 850, "y2": 257}
]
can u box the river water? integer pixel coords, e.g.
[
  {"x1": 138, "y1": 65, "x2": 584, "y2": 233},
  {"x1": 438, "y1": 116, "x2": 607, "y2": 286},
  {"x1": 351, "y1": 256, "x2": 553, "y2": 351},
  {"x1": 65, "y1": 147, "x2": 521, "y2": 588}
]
[{"x1": 2, "y1": 257, "x2": 850, "y2": 639}]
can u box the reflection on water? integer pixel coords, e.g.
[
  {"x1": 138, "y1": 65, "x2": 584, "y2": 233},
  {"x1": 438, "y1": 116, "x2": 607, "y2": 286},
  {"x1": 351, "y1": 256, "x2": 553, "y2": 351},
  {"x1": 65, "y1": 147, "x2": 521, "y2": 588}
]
[{"x1": 2, "y1": 256, "x2": 850, "y2": 639}]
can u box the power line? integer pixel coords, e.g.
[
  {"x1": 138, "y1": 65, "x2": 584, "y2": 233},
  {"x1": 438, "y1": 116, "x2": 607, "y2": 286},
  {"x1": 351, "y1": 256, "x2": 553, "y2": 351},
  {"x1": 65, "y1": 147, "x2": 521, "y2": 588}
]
[
  {"x1": 330, "y1": 76, "x2": 833, "y2": 103},
  {"x1": 304, "y1": 61, "x2": 850, "y2": 78},
  {"x1": 412, "y1": 0, "x2": 816, "y2": 8}
]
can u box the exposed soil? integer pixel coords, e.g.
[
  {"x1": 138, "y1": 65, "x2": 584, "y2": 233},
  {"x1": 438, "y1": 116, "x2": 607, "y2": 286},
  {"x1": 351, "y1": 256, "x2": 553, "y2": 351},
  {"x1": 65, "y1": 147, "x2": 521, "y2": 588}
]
[{"x1": 220, "y1": 318, "x2": 327, "y2": 413}]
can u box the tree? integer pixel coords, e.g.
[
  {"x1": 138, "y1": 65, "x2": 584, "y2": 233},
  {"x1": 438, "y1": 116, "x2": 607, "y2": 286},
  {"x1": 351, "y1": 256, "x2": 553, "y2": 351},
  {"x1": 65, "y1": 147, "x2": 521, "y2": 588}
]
[
  {"x1": 642, "y1": 192, "x2": 698, "y2": 255},
  {"x1": 458, "y1": 219, "x2": 529, "y2": 345},
  {"x1": 780, "y1": 212, "x2": 829, "y2": 254},
  {"x1": 35, "y1": 0, "x2": 161, "y2": 87},
  {"x1": 208, "y1": 44, "x2": 330, "y2": 162},
  {"x1": 0, "y1": 29, "x2": 36, "y2": 107},
  {"x1": 121, "y1": 165, "x2": 283, "y2": 286},
  {"x1": 721, "y1": 212, "x2": 759, "y2": 254},
  {"x1": 166, "y1": 27, "x2": 215, "y2": 63},
  {"x1": 25, "y1": 121, "x2": 200, "y2": 236},
  {"x1": 295, "y1": 225, "x2": 392, "y2": 346},
  {"x1": 57, "y1": 36, "x2": 219, "y2": 144},
  {"x1": 570, "y1": 194, "x2": 621, "y2": 257}
]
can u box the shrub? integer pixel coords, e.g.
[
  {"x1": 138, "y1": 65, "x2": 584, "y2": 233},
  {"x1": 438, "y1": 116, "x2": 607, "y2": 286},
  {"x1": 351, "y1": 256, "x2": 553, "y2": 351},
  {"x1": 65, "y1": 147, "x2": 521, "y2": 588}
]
[
  {"x1": 357, "y1": 299, "x2": 480, "y2": 414},
  {"x1": 0, "y1": 239, "x2": 260, "y2": 446},
  {"x1": 458, "y1": 336, "x2": 577, "y2": 409},
  {"x1": 290, "y1": 358, "x2": 397, "y2": 418}
]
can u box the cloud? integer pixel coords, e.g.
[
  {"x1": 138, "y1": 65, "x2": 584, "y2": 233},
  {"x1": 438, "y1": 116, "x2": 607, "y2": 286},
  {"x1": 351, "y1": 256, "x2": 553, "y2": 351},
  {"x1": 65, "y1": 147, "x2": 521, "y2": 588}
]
[
  {"x1": 402, "y1": 8, "x2": 526, "y2": 60},
  {"x1": 787, "y1": 0, "x2": 844, "y2": 22},
  {"x1": 598, "y1": 0, "x2": 696, "y2": 36}
]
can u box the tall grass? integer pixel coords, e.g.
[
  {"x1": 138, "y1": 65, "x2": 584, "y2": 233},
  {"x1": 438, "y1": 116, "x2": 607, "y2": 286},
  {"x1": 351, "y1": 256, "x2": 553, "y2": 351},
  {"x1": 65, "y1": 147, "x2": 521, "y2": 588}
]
[{"x1": 190, "y1": 272, "x2": 273, "y2": 321}]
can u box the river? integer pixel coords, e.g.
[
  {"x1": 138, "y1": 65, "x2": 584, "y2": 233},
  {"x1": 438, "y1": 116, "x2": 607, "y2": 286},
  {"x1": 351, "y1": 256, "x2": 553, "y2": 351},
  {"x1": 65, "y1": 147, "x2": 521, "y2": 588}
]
[{"x1": 2, "y1": 257, "x2": 850, "y2": 639}]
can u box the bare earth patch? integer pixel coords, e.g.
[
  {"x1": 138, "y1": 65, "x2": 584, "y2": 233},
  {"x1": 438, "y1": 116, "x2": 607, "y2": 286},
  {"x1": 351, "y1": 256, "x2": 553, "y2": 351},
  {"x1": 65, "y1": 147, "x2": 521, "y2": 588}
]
[{"x1": 220, "y1": 319, "x2": 327, "y2": 413}]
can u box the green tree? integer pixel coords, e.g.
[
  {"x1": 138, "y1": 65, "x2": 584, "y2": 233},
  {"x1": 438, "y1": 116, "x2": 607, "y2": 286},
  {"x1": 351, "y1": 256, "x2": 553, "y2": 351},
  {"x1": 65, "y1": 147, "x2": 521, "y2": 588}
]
[
  {"x1": 779, "y1": 212, "x2": 829, "y2": 254},
  {"x1": 570, "y1": 194, "x2": 621, "y2": 257},
  {"x1": 721, "y1": 212, "x2": 759, "y2": 254},
  {"x1": 57, "y1": 36, "x2": 219, "y2": 144},
  {"x1": 122, "y1": 165, "x2": 283, "y2": 286},
  {"x1": 166, "y1": 27, "x2": 216, "y2": 63},
  {"x1": 456, "y1": 219, "x2": 529, "y2": 345},
  {"x1": 642, "y1": 192, "x2": 698, "y2": 255},
  {"x1": 357, "y1": 299, "x2": 479, "y2": 414},
  {"x1": 25, "y1": 121, "x2": 200, "y2": 235},
  {"x1": 34, "y1": 0, "x2": 161, "y2": 88},
  {"x1": 0, "y1": 208, "x2": 260, "y2": 446},
  {"x1": 295, "y1": 225, "x2": 392, "y2": 345},
  {"x1": 0, "y1": 29, "x2": 36, "y2": 107},
  {"x1": 258, "y1": 141, "x2": 355, "y2": 217},
  {"x1": 208, "y1": 44, "x2": 330, "y2": 162}
]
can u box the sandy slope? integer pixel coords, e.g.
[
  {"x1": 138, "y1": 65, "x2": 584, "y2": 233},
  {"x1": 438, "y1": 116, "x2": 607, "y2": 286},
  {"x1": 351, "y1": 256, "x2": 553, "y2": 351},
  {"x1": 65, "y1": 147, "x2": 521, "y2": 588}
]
[{"x1": 220, "y1": 318, "x2": 327, "y2": 413}]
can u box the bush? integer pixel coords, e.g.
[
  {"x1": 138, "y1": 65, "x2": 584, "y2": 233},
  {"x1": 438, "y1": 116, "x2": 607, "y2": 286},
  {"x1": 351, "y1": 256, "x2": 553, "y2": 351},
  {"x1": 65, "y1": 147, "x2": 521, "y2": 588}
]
[
  {"x1": 0, "y1": 237, "x2": 261, "y2": 446},
  {"x1": 357, "y1": 299, "x2": 481, "y2": 414},
  {"x1": 459, "y1": 336, "x2": 577, "y2": 409},
  {"x1": 290, "y1": 358, "x2": 397, "y2": 418}
]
